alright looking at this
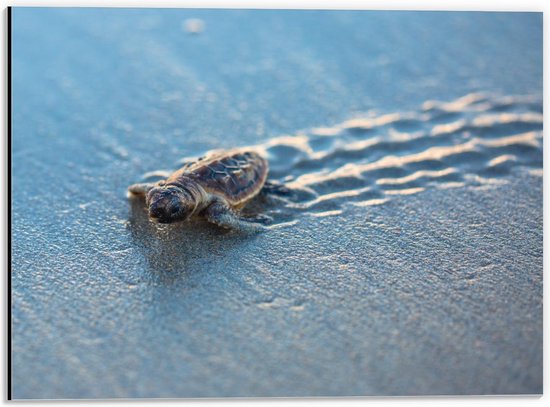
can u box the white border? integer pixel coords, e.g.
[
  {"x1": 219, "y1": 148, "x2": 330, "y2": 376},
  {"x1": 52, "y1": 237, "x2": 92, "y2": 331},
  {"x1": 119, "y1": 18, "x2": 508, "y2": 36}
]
[{"x1": 0, "y1": 0, "x2": 547, "y2": 10}]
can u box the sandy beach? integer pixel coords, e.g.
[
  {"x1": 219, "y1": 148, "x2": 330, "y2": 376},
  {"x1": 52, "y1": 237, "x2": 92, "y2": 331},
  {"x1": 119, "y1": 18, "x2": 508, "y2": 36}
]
[{"x1": 11, "y1": 9, "x2": 542, "y2": 398}]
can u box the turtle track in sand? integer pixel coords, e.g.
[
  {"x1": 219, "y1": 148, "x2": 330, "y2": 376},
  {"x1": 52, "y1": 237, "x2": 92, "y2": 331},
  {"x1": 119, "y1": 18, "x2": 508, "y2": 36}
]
[{"x1": 137, "y1": 92, "x2": 543, "y2": 227}]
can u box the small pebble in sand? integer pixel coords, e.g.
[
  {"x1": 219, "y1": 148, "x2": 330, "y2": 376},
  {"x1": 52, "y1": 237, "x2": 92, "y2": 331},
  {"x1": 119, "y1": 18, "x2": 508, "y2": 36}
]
[{"x1": 183, "y1": 18, "x2": 205, "y2": 34}]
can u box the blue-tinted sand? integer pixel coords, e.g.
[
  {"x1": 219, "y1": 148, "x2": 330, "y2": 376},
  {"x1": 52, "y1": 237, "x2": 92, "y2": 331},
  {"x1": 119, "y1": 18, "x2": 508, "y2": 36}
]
[{"x1": 11, "y1": 9, "x2": 542, "y2": 398}]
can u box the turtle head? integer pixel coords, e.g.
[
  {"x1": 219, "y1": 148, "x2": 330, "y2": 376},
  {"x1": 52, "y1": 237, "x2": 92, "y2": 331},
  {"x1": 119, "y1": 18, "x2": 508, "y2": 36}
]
[{"x1": 146, "y1": 183, "x2": 196, "y2": 224}]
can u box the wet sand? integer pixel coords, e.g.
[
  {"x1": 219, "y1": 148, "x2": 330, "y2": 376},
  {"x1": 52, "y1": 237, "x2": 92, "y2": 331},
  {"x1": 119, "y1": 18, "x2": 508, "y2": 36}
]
[{"x1": 11, "y1": 9, "x2": 542, "y2": 398}]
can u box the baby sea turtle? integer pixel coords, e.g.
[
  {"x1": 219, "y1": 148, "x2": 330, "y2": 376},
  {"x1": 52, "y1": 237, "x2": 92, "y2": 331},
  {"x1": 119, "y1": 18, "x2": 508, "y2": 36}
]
[{"x1": 128, "y1": 149, "x2": 284, "y2": 232}]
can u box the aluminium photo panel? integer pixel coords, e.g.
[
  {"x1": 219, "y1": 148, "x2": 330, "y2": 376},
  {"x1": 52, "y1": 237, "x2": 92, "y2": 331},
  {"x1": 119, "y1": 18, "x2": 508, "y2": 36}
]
[{"x1": 9, "y1": 6, "x2": 543, "y2": 399}]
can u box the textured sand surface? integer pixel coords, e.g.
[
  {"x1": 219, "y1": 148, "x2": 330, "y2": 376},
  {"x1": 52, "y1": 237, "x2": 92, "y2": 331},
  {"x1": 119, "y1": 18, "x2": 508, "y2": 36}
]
[{"x1": 11, "y1": 9, "x2": 542, "y2": 398}]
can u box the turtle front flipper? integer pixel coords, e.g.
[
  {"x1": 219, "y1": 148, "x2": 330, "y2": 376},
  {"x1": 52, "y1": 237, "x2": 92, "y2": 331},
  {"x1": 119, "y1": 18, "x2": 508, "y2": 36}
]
[
  {"x1": 204, "y1": 199, "x2": 268, "y2": 232},
  {"x1": 127, "y1": 182, "x2": 156, "y2": 197}
]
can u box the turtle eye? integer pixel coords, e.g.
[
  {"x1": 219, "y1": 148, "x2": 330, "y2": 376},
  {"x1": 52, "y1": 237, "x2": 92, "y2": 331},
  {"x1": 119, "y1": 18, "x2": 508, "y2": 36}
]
[{"x1": 170, "y1": 205, "x2": 179, "y2": 215}]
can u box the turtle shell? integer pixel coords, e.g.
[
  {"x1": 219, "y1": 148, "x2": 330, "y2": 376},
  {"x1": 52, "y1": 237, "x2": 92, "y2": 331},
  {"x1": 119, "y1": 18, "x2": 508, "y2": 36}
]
[{"x1": 166, "y1": 149, "x2": 268, "y2": 206}]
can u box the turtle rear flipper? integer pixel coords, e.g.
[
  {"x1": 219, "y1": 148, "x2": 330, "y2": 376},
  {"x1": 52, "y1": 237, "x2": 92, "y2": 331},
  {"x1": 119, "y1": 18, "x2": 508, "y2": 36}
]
[{"x1": 261, "y1": 180, "x2": 293, "y2": 196}]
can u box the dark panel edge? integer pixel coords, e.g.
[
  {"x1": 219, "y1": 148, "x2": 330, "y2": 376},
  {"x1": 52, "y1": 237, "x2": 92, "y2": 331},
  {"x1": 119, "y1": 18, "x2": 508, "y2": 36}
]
[{"x1": 7, "y1": 5, "x2": 12, "y2": 402}]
